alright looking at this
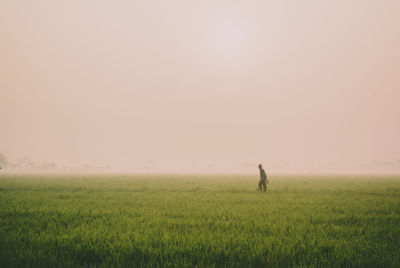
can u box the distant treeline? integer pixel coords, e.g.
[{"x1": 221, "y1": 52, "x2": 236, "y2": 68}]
[{"x1": 0, "y1": 154, "x2": 111, "y2": 173}]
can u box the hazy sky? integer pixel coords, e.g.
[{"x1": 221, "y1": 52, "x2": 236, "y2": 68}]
[{"x1": 1, "y1": 1, "x2": 399, "y2": 173}]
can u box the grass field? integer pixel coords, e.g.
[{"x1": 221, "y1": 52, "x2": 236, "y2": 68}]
[{"x1": 0, "y1": 174, "x2": 399, "y2": 267}]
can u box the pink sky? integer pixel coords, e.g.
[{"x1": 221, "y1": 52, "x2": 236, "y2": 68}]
[{"x1": 1, "y1": 1, "x2": 399, "y2": 173}]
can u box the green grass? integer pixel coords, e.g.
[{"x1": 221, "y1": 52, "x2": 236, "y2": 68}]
[{"x1": 0, "y1": 174, "x2": 399, "y2": 267}]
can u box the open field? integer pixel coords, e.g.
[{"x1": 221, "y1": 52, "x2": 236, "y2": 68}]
[{"x1": 0, "y1": 174, "x2": 399, "y2": 267}]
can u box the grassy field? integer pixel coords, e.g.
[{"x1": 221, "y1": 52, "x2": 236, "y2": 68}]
[{"x1": 0, "y1": 174, "x2": 399, "y2": 267}]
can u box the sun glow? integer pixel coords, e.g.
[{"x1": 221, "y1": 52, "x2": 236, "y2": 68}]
[{"x1": 208, "y1": 17, "x2": 250, "y2": 56}]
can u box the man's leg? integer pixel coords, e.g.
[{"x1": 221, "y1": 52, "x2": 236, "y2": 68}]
[
  {"x1": 258, "y1": 180, "x2": 263, "y2": 191},
  {"x1": 262, "y1": 182, "x2": 266, "y2": 192}
]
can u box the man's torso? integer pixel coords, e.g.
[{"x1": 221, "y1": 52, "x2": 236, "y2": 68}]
[{"x1": 260, "y1": 168, "x2": 267, "y2": 180}]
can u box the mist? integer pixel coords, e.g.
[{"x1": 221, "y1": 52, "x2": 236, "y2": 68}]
[{"x1": 1, "y1": 1, "x2": 399, "y2": 173}]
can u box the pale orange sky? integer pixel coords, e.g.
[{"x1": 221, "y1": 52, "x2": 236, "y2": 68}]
[{"x1": 1, "y1": 1, "x2": 399, "y2": 173}]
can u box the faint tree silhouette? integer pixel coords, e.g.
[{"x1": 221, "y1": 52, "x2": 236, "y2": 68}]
[{"x1": 0, "y1": 154, "x2": 8, "y2": 168}]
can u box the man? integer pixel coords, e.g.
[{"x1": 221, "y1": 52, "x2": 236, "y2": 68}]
[{"x1": 258, "y1": 164, "x2": 268, "y2": 192}]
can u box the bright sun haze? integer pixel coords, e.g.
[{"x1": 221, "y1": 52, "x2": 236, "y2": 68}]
[{"x1": 0, "y1": 0, "x2": 399, "y2": 173}]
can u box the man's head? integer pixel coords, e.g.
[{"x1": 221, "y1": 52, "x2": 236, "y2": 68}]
[{"x1": 258, "y1": 164, "x2": 262, "y2": 170}]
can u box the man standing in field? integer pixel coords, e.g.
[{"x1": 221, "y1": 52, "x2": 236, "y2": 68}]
[{"x1": 258, "y1": 164, "x2": 268, "y2": 192}]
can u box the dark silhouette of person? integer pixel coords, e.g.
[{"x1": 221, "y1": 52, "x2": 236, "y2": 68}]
[{"x1": 258, "y1": 164, "x2": 268, "y2": 192}]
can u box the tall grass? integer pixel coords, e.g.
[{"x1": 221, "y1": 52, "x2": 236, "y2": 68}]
[{"x1": 0, "y1": 174, "x2": 399, "y2": 267}]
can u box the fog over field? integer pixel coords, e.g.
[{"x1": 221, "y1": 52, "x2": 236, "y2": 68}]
[{"x1": 1, "y1": 1, "x2": 399, "y2": 173}]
